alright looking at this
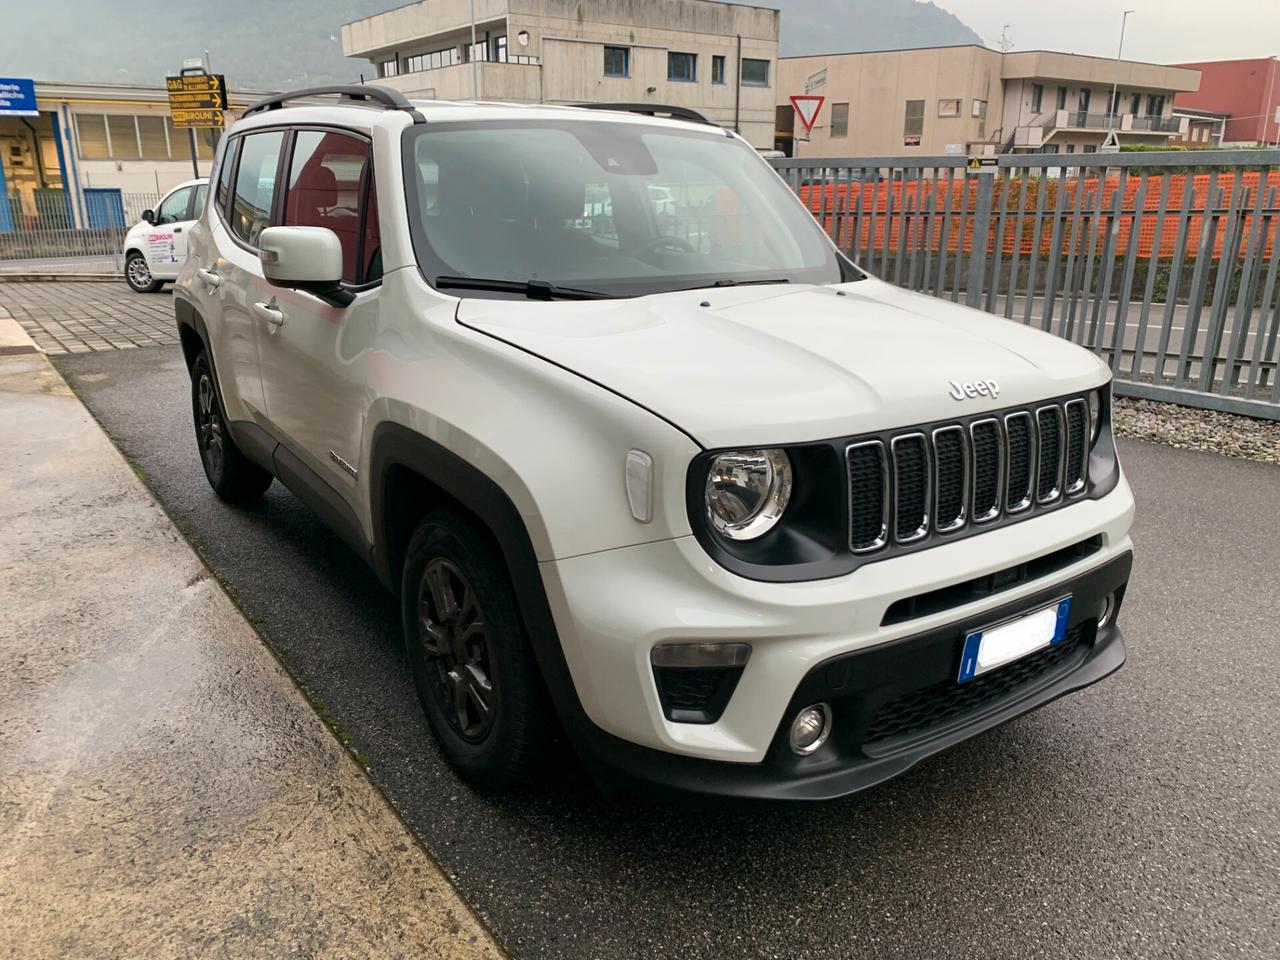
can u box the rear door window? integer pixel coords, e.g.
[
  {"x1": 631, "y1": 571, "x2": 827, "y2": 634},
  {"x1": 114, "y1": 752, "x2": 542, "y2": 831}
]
[{"x1": 229, "y1": 130, "x2": 284, "y2": 247}]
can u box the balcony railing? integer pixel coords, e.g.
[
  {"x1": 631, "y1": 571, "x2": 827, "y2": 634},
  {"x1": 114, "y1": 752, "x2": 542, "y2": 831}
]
[
  {"x1": 1129, "y1": 115, "x2": 1182, "y2": 133},
  {"x1": 1065, "y1": 111, "x2": 1120, "y2": 130}
]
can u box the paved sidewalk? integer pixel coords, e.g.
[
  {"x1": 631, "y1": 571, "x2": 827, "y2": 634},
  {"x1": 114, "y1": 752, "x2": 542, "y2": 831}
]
[
  {"x1": 0, "y1": 281, "x2": 176, "y2": 354},
  {"x1": 0, "y1": 325, "x2": 501, "y2": 959}
]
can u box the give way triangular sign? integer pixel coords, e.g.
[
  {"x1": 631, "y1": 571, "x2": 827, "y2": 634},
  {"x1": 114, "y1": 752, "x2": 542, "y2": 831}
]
[{"x1": 790, "y1": 95, "x2": 824, "y2": 136}]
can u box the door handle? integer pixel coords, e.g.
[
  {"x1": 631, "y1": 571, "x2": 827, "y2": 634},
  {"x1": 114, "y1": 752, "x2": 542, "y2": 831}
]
[
  {"x1": 252, "y1": 299, "x2": 285, "y2": 330},
  {"x1": 173, "y1": 226, "x2": 183, "y2": 233},
  {"x1": 197, "y1": 266, "x2": 221, "y2": 289}
]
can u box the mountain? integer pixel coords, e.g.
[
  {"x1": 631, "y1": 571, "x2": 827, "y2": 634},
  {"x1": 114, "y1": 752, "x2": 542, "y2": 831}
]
[
  {"x1": 761, "y1": 0, "x2": 985, "y2": 58},
  {"x1": 1, "y1": 0, "x2": 984, "y2": 92}
]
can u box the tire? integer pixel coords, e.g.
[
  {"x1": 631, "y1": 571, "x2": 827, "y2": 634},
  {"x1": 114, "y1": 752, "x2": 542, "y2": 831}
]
[
  {"x1": 124, "y1": 252, "x2": 163, "y2": 293},
  {"x1": 401, "y1": 510, "x2": 552, "y2": 790},
  {"x1": 190, "y1": 351, "x2": 273, "y2": 504}
]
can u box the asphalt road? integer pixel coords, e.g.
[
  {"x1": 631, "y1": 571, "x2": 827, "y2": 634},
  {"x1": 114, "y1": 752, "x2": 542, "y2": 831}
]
[{"x1": 60, "y1": 344, "x2": 1280, "y2": 960}]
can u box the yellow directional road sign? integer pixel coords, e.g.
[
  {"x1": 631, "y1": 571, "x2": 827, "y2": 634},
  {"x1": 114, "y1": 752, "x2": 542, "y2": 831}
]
[{"x1": 166, "y1": 73, "x2": 228, "y2": 128}]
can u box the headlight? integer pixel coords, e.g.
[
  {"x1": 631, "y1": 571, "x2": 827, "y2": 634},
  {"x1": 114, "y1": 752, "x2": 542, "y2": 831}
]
[
  {"x1": 705, "y1": 449, "x2": 793, "y2": 540},
  {"x1": 1088, "y1": 386, "x2": 1105, "y2": 443}
]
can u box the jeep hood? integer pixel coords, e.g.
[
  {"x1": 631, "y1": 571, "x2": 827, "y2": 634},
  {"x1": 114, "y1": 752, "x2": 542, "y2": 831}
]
[{"x1": 455, "y1": 278, "x2": 1109, "y2": 449}]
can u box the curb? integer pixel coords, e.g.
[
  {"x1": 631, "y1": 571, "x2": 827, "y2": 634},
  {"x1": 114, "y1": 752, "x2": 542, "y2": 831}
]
[
  {"x1": 0, "y1": 272, "x2": 119, "y2": 283},
  {"x1": 0, "y1": 309, "x2": 40, "y2": 356}
]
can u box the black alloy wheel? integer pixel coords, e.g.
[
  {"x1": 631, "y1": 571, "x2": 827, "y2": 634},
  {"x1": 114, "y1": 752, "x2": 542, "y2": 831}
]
[{"x1": 416, "y1": 557, "x2": 498, "y2": 743}]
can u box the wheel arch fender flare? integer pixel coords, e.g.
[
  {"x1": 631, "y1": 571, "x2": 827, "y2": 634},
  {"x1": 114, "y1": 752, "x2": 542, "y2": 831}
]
[{"x1": 368, "y1": 421, "x2": 593, "y2": 740}]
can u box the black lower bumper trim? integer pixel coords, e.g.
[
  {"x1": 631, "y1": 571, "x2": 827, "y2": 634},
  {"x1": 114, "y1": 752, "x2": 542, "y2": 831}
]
[{"x1": 575, "y1": 551, "x2": 1132, "y2": 802}]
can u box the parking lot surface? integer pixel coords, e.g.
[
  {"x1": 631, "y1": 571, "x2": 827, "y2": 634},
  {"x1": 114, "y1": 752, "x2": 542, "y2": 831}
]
[
  {"x1": 0, "y1": 282, "x2": 175, "y2": 354},
  {"x1": 59, "y1": 342, "x2": 1279, "y2": 960}
]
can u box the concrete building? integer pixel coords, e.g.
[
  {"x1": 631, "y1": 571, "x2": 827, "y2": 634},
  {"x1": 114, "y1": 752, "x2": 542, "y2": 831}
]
[
  {"x1": 776, "y1": 45, "x2": 1200, "y2": 158},
  {"x1": 1, "y1": 79, "x2": 263, "y2": 230},
  {"x1": 1170, "y1": 108, "x2": 1228, "y2": 148},
  {"x1": 341, "y1": 0, "x2": 781, "y2": 148},
  {"x1": 1173, "y1": 57, "x2": 1279, "y2": 147}
]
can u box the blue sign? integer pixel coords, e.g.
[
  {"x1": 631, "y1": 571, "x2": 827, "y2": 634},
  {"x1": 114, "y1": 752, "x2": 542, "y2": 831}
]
[{"x1": 0, "y1": 78, "x2": 38, "y2": 116}]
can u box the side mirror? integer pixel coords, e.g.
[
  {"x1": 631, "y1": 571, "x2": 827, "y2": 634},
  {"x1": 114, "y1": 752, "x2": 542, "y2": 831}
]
[
  {"x1": 257, "y1": 226, "x2": 354, "y2": 307},
  {"x1": 141, "y1": 209, "x2": 156, "y2": 225}
]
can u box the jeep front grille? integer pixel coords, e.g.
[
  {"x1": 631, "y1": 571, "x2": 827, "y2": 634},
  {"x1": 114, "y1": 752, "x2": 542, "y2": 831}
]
[{"x1": 846, "y1": 396, "x2": 1092, "y2": 558}]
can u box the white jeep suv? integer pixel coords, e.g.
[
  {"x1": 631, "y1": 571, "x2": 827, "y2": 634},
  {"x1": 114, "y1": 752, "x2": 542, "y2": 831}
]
[{"x1": 173, "y1": 87, "x2": 1134, "y2": 800}]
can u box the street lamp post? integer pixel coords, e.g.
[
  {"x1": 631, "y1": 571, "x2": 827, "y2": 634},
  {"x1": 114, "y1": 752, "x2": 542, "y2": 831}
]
[
  {"x1": 470, "y1": 0, "x2": 480, "y2": 100},
  {"x1": 1108, "y1": 10, "x2": 1135, "y2": 132}
]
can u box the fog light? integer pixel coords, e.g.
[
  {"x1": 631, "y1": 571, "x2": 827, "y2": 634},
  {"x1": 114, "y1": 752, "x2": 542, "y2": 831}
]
[
  {"x1": 1097, "y1": 592, "x2": 1115, "y2": 628},
  {"x1": 789, "y1": 703, "x2": 831, "y2": 755}
]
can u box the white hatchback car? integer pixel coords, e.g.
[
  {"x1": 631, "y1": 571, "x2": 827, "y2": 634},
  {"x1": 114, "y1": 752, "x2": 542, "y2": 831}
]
[
  {"x1": 122, "y1": 178, "x2": 208, "y2": 292},
  {"x1": 173, "y1": 88, "x2": 1134, "y2": 800}
]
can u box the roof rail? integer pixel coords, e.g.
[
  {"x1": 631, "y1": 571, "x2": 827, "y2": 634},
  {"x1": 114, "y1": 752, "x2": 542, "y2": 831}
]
[
  {"x1": 569, "y1": 102, "x2": 717, "y2": 127},
  {"x1": 241, "y1": 84, "x2": 423, "y2": 121}
]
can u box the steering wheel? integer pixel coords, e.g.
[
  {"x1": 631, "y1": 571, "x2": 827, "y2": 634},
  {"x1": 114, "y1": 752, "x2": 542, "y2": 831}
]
[{"x1": 634, "y1": 235, "x2": 699, "y2": 260}]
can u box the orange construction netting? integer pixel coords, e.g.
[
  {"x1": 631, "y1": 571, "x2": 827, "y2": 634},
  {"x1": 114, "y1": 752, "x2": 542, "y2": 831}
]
[{"x1": 797, "y1": 171, "x2": 1280, "y2": 261}]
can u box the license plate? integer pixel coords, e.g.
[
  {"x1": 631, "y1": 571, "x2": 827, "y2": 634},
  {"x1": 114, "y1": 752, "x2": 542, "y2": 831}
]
[{"x1": 957, "y1": 596, "x2": 1072, "y2": 683}]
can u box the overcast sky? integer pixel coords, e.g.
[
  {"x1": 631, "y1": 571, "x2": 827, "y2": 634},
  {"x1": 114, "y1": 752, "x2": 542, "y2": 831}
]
[{"x1": 939, "y1": 0, "x2": 1279, "y2": 63}]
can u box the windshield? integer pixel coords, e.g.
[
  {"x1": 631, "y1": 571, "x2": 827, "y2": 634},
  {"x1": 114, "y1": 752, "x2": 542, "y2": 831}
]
[{"x1": 402, "y1": 119, "x2": 851, "y2": 298}]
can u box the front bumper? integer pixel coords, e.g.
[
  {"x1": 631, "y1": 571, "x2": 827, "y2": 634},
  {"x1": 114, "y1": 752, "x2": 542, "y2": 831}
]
[
  {"x1": 565, "y1": 551, "x2": 1130, "y2": 801},
  {"x1": 540, "y1": 477, "x2": 1133, "y2": 766}
]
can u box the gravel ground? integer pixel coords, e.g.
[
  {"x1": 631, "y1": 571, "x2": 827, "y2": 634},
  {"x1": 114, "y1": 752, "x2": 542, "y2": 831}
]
[{"x1": 1113, "y1": 396, "x2": 1280, "y2": 465}]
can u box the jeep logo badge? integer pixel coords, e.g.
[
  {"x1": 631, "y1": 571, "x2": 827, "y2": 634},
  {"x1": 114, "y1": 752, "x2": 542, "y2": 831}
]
[{"x1": 948, "y1": 379, "x2": 1001, "y2": 401}]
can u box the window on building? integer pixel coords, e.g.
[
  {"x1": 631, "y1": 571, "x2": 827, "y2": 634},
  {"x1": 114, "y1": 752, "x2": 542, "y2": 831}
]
[
  {"x1": 711, "y1": 55, "x2": 726, "y2": 84},
  {"x1": 155, "y1": 186, "x2": 193, "y2": 225},
  {"x1": 494, "y1": 35, "x2": 508, "y2": 63},
  {"x1": 1131, "y1": 93, "x2": 1141, "y2": 114},
  {"x1": 167, "y1": 118, "x2": 214, "y2": 161},
  {"x1": 138, "y1": 116, "x2": 169, "y2": 161},
  {"x1": 1147, "y1": 94, "x2": 1166, "y2": 117},
  {"x1": 1083, "y1": 144, "x2": 1097, "y2": 153},
  {"x1": 604, "y1": 45, "x2": 630, "y2": 77},
  {"x1": 938, "y1": 98, "x2": 961, "y2": 118},
  {"x1": 1109, "y1": 90, "x2": 1122, "y2": 116},
  {"x1": 1065, "y1": 144, "x2": 1076, "y2": 154},
  {"x1": 107, "y1": 115, "x2": 141, "y2": 160},
  {"x1": 1057, "y1": 86, "x2": 1068, "y2": 110},
  {"x1": 1031, "y1": 84, "x2": 1043, "y2": 113},
  {"x1": 904, "y1": 99, "x2": 925, "y2": 139},
  {"x1": 215, "y1": 137, "x2": 237, "y2": 219},
  {"x1": 76, "y1": 114, "x2": 110, "y2": 160},
  {"x1": 668, "y1": 52, "x2": 697, "y2": 82},
  {"x1": 284, "y1": 129, "x2": 375, "y2": 284},
  {"x1": 229, "y1": 130, "x2": 283, "y2": 247},
  {"x1": 1042, "y1": 144, "x2": 1060, "y2": 154},
  {"x1": 1079, "y1": 88, "x2": 1092, "y2": 112},
  {"x1": 831, "y1": 102, "x2": 849, "y2": 138},
  {"x1": 377, "y1": 59, "x2": 399, "y2": 78},
  {"x1": 404, "y1": 48, "x2": 461, "y2": 73},
  {"x1": 741, "y1": 58, "x2": 769, "y2": 87}
]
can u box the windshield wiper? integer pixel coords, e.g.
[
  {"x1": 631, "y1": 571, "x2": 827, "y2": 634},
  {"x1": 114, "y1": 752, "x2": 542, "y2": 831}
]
[
  {"x1": 434, "y1": 275, "x2": 611, "y2": 300},
  {"x1": 672, "y1": 278, "x2": 792, "y2": 293}
]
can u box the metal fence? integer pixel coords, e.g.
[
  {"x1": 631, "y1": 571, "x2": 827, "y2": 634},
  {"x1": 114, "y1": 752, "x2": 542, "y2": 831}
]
[
  {"x1": 0, "y1": 191, "x2": 162, "y2": 273},
  {"x1": 771, "y1": 150, "x2": 1280, "y2": 421}
]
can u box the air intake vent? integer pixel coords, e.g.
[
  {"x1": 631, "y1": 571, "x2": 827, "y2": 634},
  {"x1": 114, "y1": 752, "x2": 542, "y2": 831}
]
[
  {"x1": 1004, "y1": 412, "x2": 1034, "y2": 513},
  {"x1": 1064, "y1": 399, "x2": 1088, "y2": 495},
  {"x1": 891, "y1": 434, "x2": 930, "y2": 543},
  {"x1": 970, "y1": 418, "x2": 1002, "y2": 523},
  {"x1": 932, "y1": 426, "x2": 967, "y2": 532},
  {"x1": 847, "y1": 441, "x2": 889, "y2": 552},
  {"x1": 1037, "y1": 406, "x2": 1064, "y2": 502}
]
